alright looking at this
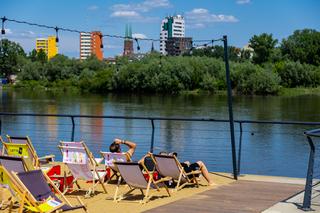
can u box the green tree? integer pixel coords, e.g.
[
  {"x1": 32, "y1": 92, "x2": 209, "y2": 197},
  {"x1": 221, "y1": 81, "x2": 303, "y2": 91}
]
[
  {"x1": 249, "y1": 33, "x2": 278, "y2": 64},
  {"x1": 188, "y1": 45, "x2": 240, "y2": 61},
  {"x1": 28, "y1": 49, "x2": 38, "y2": 62},
  {"x1": 281, "y1": 29, "x2": 320, "y2": 65},
  {"x1": 0, "y1": 39, "x2": 26, "y2": 79},
  {"x1": 37, "y1": 49, "x2": 47, "y2": 63}
]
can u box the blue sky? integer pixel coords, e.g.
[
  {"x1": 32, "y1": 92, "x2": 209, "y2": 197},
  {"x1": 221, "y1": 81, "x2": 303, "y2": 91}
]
[{"x1": 1, "y1": 0, "x2": 319, "y2": 58}]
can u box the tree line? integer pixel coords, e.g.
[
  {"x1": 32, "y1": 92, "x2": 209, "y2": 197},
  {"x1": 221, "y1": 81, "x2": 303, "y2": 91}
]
[{"x1": 0, "y1": 28, "x2": 319, "y2": 95}]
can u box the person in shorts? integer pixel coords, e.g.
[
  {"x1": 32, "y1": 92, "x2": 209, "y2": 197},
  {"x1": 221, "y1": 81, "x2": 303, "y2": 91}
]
[{"x1": 161, "y1": 152, "x2": 215, "y2": 186}]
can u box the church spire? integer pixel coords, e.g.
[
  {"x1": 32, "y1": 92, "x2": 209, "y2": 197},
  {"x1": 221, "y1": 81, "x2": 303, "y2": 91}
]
[{"x1": 128, "y1": 24, "x2": 132, "y2": 39}]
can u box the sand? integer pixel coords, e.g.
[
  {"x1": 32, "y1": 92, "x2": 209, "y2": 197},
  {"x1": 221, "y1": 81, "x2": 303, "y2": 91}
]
[{"x1": 1, "y1": 171, "x2": 234, "y2": 213}]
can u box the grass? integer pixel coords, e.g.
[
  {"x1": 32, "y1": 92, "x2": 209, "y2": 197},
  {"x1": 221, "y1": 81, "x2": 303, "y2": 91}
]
[
  {"x1": 278, "y1": 87, "x2": 320, "y2": 97},
  {"x1": 3, "y1": 83, "x2": 320, "y2": 97}
]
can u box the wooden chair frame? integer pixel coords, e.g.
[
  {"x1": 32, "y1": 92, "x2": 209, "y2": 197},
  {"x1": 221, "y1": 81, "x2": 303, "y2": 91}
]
[
  {"x1": 58, "y1": 141, "x2": 107, "y2": 196},
  {"x1": 151, "y1": 154, "x2": 201, "y2": 191},
  {"x1": 113, "y1": 162, "x2": 171, "y2": 204},
  {"x1": 10, "y1": 170, "x2": 88, "y2": 213}
]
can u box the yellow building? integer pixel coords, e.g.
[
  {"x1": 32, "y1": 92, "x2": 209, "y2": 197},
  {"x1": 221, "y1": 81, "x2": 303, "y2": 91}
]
[{"x1": 36, "y1": 36, "x2": 58, "y2": 60}]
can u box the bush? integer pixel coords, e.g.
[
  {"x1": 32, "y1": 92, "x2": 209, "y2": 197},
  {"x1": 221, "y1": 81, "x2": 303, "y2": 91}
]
[
  {"x1": 248, "y1": 68, "x2": 281, "y2": 95},
  {"x1": 231, "y1": 62, "x2": 280, "y2": 95},
  {"x1": 274, "y1": 61, "x2": 320, "y2": 87}
]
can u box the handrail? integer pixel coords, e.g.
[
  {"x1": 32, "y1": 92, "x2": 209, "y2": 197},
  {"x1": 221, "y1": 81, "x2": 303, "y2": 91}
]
[
  {"x1": 1, "y1": 112, "x2": 320, "y2": 125},
  {"x1": 302, "y1": 129, "x2": 320, "y2": 211},
  {"x1": 1, "y1": 112, "x2": 320, "y2": 181}
]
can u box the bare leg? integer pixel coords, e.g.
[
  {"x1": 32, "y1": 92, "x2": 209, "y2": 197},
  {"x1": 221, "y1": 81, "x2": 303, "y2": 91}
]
[{"x1": 197, "y1": 161, "x2": 215, "y2": 186}]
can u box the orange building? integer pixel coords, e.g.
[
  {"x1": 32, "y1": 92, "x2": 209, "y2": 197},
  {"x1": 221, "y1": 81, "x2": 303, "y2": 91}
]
[
  {"x1": 91, "y1": 31, "x2": 103, "y2": 60},
  {"x1": 80, "y1": 31, "x2": 103, "y2": 61}
]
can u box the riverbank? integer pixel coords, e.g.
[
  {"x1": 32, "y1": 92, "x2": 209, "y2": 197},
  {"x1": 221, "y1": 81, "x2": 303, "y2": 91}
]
[{"x1": 3, "y1": 84, "x2": 320, "y2": 97}]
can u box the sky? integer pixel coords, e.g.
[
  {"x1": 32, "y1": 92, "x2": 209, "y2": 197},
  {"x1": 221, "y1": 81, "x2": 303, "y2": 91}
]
[{"x1": 0, "y1": 0, "x2": 319, "y2": 58}]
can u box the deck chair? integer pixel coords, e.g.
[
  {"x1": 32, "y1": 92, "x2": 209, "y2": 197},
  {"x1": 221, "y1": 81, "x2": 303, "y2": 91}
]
[
  {"x1": 6, "y1": 135, "x2": 55, "y2": 164},
  {"x1": 60, "y1": 141, "x2": 103, "y2": 165},
  {"x1": 151, "y1": 154, "x2": 201, "y2": 191},
  {"x1": 11, "y1": 169, "x2": 88, "y2": 212},
  {"x1": 0, "y1": 156, "x2": 28, "y2": 209},
  {"x1": 58, "y1": 141, "x2": 107, "y2": 196},
  {"x1": 1, "y1": 141, "x2": 36, "y2": 171},
  {"x1": 113, "y1": 162, "x2": 171, "y2": 203},
  {"x1": 100, "y1": 151, "x2": 131, "y2": 181}
]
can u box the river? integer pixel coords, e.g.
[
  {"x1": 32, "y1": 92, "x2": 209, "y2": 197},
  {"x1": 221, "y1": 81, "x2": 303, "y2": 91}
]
[{"x1": 1, "y1": 89, "x2": 320, "y2": 178}]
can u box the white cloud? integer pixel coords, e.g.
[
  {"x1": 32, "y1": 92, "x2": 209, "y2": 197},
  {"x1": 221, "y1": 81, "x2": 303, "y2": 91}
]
[
  {"x1": 4, "y1": 28, "x2": 13, "y2": 34},
  {"x1": 111, "y1": 11, "x2": 141, "y2": 18},
  {"x1": 236, "y1": 0, "x2": 251, "y2": 4},
  {"x1": 132, "y1": 33, "x2": 147, "y2": 39},
  {"x1": 110, "y1": 0, "x2": 169, "y2": 23},
  {"x1": 88, "y1": 5, "x2": 99, "y2": 10},
  {"x1": 111, "y1": 0, "x2": 171, "y2": 13},
  {"x1": 3, "y1": 29, "x2": 37, "y2": 39},
  {"x1": 185, "y1": 8, "x2": 239, "y2": 28},
  {"x1": 191, "y1": 8, "x2": 208, "y2": 14},
  {"x1": 187, "y1": 23, "x2": 206, "y2": 29},
  {"x1": 20, "y1": 30, "x2": 36, "y2": 38},
  {"x1": 110, "y1": 10, "x2": 159, "y2": 23}
]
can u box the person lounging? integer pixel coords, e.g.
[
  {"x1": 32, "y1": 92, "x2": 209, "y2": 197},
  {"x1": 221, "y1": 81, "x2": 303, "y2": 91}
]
[
  {"x1": 109, "y1": 138, "x2": 136, "y2": 158},
  {"x1": 160, "y1": 151, "x2": 215, "y2": 186}
]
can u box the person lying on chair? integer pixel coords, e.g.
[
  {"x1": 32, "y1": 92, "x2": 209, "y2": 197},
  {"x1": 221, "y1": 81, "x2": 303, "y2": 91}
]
[
  {"x1": 109, "y1": 138, "x2": 137, "y2": 158},
  {"x1": 160, "y1": 151, "x2": 215, "y2": 186}
]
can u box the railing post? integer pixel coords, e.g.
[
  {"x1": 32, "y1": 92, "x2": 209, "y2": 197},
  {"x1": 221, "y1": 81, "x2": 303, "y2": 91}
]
[
  {"x1": 237, "y1": 122, "x2": 243, "y2": 175},
  {"x1": 150, "y1": 119, "x2": 155, "y2": 153},
  {"x1": 71, "y1": 116, "x2": 75, "y2": 141},
  {"x1": 223, "y1": 35, "x2": 238, "y2": 180},
  {"x1": 302, "y1": 136, "x2": 315, "y2": 210}
]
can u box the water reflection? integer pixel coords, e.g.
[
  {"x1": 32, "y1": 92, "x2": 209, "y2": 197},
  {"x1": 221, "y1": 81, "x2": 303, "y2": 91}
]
[{"x1": 0, "y1": 89, "x2": 320, "y2": 177}]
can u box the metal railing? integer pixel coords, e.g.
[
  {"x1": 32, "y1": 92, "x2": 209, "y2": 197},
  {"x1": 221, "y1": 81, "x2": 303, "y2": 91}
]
[
  {"x1": 1, "y1": 112, "x2": 320, "y2": 181},
  {"x1": 302, "y1": 129, "x2": 320, "y2": 210}
]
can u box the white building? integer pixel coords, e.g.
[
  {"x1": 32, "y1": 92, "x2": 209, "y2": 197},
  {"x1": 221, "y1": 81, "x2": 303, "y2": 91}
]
[
  {"x1": 160, "y1": 15, "x2": 185, "y2": 55},
  {"x1": 80, "y1": 32, "x2": 92, "y2": 60}
]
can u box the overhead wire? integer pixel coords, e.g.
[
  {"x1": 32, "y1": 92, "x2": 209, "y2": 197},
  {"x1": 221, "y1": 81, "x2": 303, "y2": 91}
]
[{"x1": 1, "y1": 16, "x2": 224, "y2": 44}]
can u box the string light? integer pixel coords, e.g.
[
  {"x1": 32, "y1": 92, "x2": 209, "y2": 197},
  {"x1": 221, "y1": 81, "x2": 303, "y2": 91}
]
[
  {"x1": 55, "y1": 26, "x2": 59, "y2": 42},
  {"x1": 134, "y1": 38, "x2": 140, "y2": 51},
  {"x1": 1, "y1": 16, "x2": 7, "y2": 35},
  {"x1": 0, "y1": 15, "x2": 226, "y2": 56},
  {"x1": 100, "y1": 34, "x2": 104, "y2": 49},
  {"x1": 0, "y1": 16, "x2": 220, "y2": 44}
]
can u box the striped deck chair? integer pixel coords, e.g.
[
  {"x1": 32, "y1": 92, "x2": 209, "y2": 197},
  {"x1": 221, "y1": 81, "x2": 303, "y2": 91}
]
[
  {"x1": 11, "y1": 170, "x2": 88, "y2": 212},
  {"x1": 100, "y1": 151, "x2": 131, "y2": 181},
  {"x1": 113, "y1": 162, "x2": 171, "y2": 203},
  {"x1": 0, "y1": 155, "x2": 28, "y2": 209},
  {"x1": 6, "y1": 135, "x2": 55, "y2": 164},
  {"x1": 151, "y1": 154, "x2": 201, "y2": 191},
  {"x1": 58, "y1": 141, "x2": 107, "y2": 196}
]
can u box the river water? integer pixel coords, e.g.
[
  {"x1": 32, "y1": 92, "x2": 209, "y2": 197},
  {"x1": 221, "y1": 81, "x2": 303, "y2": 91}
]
[{"x1": 1, "y1": 89, "x2": 320, "y2": 177}]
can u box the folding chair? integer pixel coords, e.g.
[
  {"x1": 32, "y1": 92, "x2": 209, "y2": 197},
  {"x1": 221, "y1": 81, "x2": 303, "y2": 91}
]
[
  {"x1": 151, "y1": 154, "x2": 201, "y2": 191},
  {"x1": 0, "y1": 156, "x2": 28, "y2": 209},
  {"x1": 6, "y1": 135, "x2": 55, "y2": 164},
  {"x1": 1, "y1": 142, "x2": 36, "y2": 171},
  {"x1": 11, "y1": 170, "x2": 88, "y2": 212},
  {"x1": 60, "y1": 141, "x2": 103, "y2": 165},
  {"x1": 100, "y1": 151, "x2": 131, "y2": 181},
  {"x1": 58, "y1": 141, "x2": 107, "y2": 196},
  {"x1": 113, "y1": 162, "x2": 171, "y2": 203}
]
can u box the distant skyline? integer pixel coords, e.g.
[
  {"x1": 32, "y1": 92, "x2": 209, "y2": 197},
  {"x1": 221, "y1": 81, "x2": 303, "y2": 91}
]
[{"x1": 0, "y1": 0, "x2": 319, "y2": 58}]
